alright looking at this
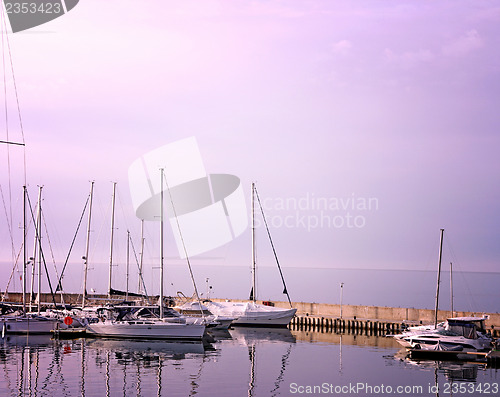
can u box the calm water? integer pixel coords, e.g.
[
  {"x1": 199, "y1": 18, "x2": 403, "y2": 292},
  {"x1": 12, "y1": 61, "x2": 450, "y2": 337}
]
[{"x1": 1, "y1": 329, "x2": 498, "y2": 396}]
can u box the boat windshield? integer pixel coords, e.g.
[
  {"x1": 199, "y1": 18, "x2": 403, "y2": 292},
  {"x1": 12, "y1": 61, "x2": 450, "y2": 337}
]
[{"x1": 444, "y1": 322, "x2": 478, "y2": 339}]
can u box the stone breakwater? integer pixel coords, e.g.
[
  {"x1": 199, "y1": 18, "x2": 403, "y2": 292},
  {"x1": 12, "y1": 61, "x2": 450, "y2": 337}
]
[
  {"x1": 2, "y1": 292, "x2": 498, "y2": 335},
  {"x1": 210, "y1": 299, "x2": 500, "y2": 336}
]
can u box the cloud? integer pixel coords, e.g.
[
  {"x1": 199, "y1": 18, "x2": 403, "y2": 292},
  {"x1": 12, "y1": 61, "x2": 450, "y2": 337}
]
[
  {"x1": 384, "y1": 48, "x2": 434, "y2": 68},
  {"x1": 331, "y1": 40, "x2": 352, "y2": 54},
  {"x1": 442, "y1": 29, "x2": 484, "y2": 56}
]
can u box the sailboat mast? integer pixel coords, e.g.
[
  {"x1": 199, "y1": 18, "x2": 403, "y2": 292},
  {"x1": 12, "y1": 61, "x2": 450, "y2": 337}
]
[
  {"x1": 126, "y1": 230, "x2": 130, "y2": 301},
  {"x1": 29, "y1": 187, "x2": 41, "y2": 312},
  {"x1": 37, "y1": 186, "x2": 42, "y2": 314},
  {"x1": 434, "y1": 228, "x2": 444, "y2": 328},
  {"x1": 22, "y1": 185, "x2": 27, "y2": 314},
  {"x1": 251, "y1": 182, "x2": 256, "y2": 302},
  {"x1": 82, "y1": 181, "x2": 94, "y2": 308},
  {"x1": 138, "y1": 219, "x2": 144, "y2": 294},
  {"x1": 159, "y1": 169, "x2": 164, "y2": 319},
  {"x1": 108, "y1": 182, "x2": 117, "y2": 298},
  {"x1": 450, "y1": 262, "x2": 454, "y2": 317}
]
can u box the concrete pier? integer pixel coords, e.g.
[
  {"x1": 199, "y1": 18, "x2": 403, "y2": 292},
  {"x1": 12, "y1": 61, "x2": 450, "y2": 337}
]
[
  {"x1": 208, "y1": 298, "x2": 500, "y2": 336},
  {"x1": 2, "y1": 293, "x2": 498, "y2": 336}
]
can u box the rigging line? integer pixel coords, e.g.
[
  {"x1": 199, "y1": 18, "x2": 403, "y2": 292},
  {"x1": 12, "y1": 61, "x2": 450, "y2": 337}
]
[
  {"x1": 162, "y1": 172, "x2": 205, "y2": 320},
  {"x1": 56, "y1": 194, "x2": 89, "y2": 292},
  {"x1": 41, "y1": 207, "x2": 60, "y2": 281},
  {"x1": 1, "y1": 10, "x2": 14, "y2": 252},
  {"x1": 0, "y1": 183, "x2": 15, "y2": 261},
  {"x1": 26, "y1": 189, "x2": 57, "y2": 307},
  {"x1": 254, "y1": 185, "x2": 293, "y2": 308},
  {"x1": 127, "y1": 229, "x2": 149, "y2": 300},
  {"x1": 1, "y1": 239, "x2": 23, "y2": 301},
  {"x1": 115, "y1": 186, "x2": 151, "y2": 296},
  {"x1": 2, "y1": 198, "x2": 35, "y2": 298},
  {"x1": 2, "y1": 10, "x2": 27, "y2": 184}
]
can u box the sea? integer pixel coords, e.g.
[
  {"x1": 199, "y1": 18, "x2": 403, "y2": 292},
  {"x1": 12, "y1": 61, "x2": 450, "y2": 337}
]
[
  {"x1": 1, "y1": 328, "x2": 498, "y2": 397},
  {"x1": 2, "y1": 265, "x2": 499, "y2": 314}
]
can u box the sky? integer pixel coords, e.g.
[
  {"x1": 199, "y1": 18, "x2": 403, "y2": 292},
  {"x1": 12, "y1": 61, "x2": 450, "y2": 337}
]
[{"x1": 1, "y1": 0, "x2": 499, "y2": 297}]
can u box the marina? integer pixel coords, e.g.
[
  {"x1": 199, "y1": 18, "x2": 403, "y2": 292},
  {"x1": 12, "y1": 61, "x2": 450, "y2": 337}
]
[
  {"x1": 1, "y1": 1, "x2": 500, "y2": 396},
  {"x1": 1, "y1": 326, "x2": 499, "y2": 396}
]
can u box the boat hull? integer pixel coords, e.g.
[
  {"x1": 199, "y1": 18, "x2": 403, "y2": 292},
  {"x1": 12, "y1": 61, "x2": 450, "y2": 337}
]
[
  {"x1": 85, "y1": 320, "x2": 205, "y2": 340},
  {"x1": 205, "y1": 301, "x2": 296, "y2": 327},
  {"x1": 1, "y1": 316, "x2": 59, "y2": 334}
]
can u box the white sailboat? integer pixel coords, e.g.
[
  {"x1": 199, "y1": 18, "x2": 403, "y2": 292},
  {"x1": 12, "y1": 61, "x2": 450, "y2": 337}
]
[
  {"x1": 392, "y1": 229, "x2": 493, "y2": 352},
  {"x1": 85, "y1": 169, "x2": 206, "y2": 340},
  {"x1": 175, "y1": 300, "x2": 234, "y2": 330},
  {"x1": 204, "y1": 183, "x2": 296, "y2": 327},
  {"x1": 1, "y1": 187, "x2": 60, "y2": 335}
]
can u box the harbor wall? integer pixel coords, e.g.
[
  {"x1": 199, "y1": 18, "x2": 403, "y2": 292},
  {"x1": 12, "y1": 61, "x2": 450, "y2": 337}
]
[
  {"x1": 210, "y1": 298, "x2": 500, "y2": 329},
  {"x1": 2, "y1": 292, "x2": 499, "y2": 328}
]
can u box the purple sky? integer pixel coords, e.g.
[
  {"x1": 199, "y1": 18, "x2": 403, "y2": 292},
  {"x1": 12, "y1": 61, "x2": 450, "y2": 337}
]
[{"x1": 1, "y1": 1, "x2": 499, "y2": 295}]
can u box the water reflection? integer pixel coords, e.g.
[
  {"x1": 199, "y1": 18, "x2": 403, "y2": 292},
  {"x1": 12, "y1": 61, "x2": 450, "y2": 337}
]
[
  {"x1": 0, "y1": 328, "x2": 497, "y2": 396},
  {"x1": 228, "y1": 327, "x2": 296, "y2": 397},
  {"x1": 393, "y1": 348, "x2": 484, "y2": 382}
]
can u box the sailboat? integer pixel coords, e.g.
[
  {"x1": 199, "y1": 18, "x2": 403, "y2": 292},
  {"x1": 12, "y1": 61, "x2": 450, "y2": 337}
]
[
  {"x1": 203, "y1": 183, "x2": 296, "y2": 327},
  {"x1": 85, "y1": 169, "x2": 206, "y2": 340},
  {"x1": 392, "y1": 229, "x2": 492, "y2": 352},
  {"x1": 1, "y1": 187, "x2": 60, "y2": 335}
]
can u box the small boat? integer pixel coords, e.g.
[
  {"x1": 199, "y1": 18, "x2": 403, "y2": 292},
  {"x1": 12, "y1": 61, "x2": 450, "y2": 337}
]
[
  {"x1": 393, "y1": 230, "x2": 493, "y2": 353},
  {"x1": 394, "y1": 317, "x2": 492, "y2": 352}
]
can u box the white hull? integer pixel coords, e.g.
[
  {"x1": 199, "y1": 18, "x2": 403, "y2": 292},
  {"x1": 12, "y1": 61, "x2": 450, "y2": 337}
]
[
  {"x1": 393, "y1": 316, "x2": 492, "y2": 352},
  {"x1": 394, "y1": 331, "x2": 492, "y2": 352},
  {"x1": 174, "y1": 302, "x2": 234, "y2": 329},
  {"x1": 1, "y1": 316, "x2": 60, "y2": 334},
  {"x1": 205, "y1": 301, "x2": 296, "y2": 327},
  {"x1": 86, "y1": 319, "x2": 205, "y2": 340}
]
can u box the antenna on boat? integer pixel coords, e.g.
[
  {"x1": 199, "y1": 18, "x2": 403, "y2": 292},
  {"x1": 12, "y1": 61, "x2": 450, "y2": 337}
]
[{"x1": 434, "y1": 228, "x2": 444, "y2": 328}]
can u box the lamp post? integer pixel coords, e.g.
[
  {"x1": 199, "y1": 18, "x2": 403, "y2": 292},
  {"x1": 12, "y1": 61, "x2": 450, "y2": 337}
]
[{"x1": 340, "y1": 282, "x2": 344, "y2": 319}]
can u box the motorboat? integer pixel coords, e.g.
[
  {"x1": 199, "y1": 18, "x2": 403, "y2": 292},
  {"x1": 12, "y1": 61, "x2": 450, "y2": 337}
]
[{"x1": 393, "y1": 316, "x2": 492, "y2": 352}]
